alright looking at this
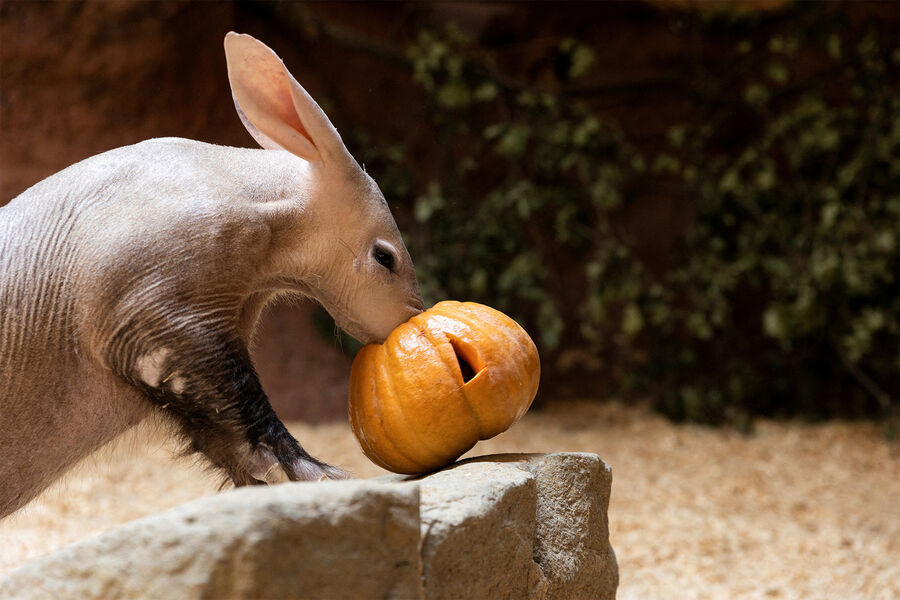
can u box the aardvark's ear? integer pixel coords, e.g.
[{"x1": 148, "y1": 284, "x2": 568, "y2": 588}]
[{"x1": 223, "y1": 32, "x2": 346, "y2": 164}]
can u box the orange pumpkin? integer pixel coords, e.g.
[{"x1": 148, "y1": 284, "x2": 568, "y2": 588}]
[{"x1": 348, "y1": 300, "x2": 540, "y2": 474}]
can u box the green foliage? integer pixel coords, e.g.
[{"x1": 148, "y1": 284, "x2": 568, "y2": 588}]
[
  {"x1": 405, "y1": 30, "x2": 645, "y2": 356},
  {"x1": 647, "y1": 23, "x2": 899, "y2": 424},
  {"x1": 362, "y1": 11, "x2": 899, "y2": 425}
]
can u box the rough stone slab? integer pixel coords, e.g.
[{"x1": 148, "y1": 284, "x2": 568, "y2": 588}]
[
  {"x1": 382, "y1": 452, "x2": 617, "y2": 600},
  {"x1": 0, "y1": 481, "x2": 422, "y2": 600},
  {"x1": 430, "y1": 453, "x2": 617, "y2": 600},
  {"x1": 519, "y1": 453, "x2": 618, "y2": 600},
  {"x1": 416, "y1": 462, "x2": 548, "y2": 600},
  {"x1": 1, "y1": 452, "x2": 617, "y2": 600}
]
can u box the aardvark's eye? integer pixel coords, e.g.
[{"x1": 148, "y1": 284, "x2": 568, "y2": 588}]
[{"x1": 373, "y1": 246, "x2": 395, "y2": 272}]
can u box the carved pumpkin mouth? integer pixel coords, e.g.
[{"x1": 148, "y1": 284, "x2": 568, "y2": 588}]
[{"x1": 448, "y1": 336, "x2": 483, "y2": 385}]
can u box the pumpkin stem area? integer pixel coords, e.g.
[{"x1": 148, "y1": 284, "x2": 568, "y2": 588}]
[{"x1": 449, "y1": 338, "x2": 478, "y2": 384}]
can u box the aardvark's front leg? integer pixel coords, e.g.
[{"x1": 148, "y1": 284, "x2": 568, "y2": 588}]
[{"x1": 120, "y1": 333, "x2": 346, "y2": 485}]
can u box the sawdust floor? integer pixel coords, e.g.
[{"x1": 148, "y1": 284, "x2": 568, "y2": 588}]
[{"x1": 1, "y1": 400, "x2": 897, "y2": 599}]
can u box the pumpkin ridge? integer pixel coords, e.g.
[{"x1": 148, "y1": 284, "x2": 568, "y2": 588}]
[
  {"x1": 466, "y1": 302, "x2": 536, "y2": 382},
  {"x1": 348, "y1": 348, "x2": 380, "y2": 466},
  {"x1": 413, "y1": 318, "x2": 461, "y2": 386},
  {"x1": 380, "y1": 330, "x2": 453, "y2": 467},
  {"x1": 450, "y1": 304, "x2": 536, "y2": 433},
  {"x1": 457, "y1": 378, "x2": 488, "y2": 440},
  {"x1": 354, "y1": 346, "x2": 410, "y2": 472},
  {"x1": 415, "y1": 316, "x2": 486, "y2": 446},
  {"x1": 372, "y1": 345, "x2": 432, "y2": 471},
  {"x1": 491, "y1": 313, "x2": 540, "y2": 417},
  {"x1": 443, "y1": 333, "x2": 490, "y2": 439}
]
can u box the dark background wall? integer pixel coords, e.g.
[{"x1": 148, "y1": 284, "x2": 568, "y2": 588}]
[{"x1": 2, "y1": 1, "x2": 896, "y2": 423}]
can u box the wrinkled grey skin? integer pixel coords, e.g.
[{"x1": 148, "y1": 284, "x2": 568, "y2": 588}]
[{"x1": 0, "y1": 33, "x2": 423, "y2": 518}]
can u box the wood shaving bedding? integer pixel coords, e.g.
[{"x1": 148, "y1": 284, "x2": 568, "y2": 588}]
[{"x1": 1, "y1": 401, "x2": 896, "y2": 599}]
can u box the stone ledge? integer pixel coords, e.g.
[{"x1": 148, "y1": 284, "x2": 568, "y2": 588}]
[{"x1": 0, "y1": 453, "x2": 617, "y2": 600}]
